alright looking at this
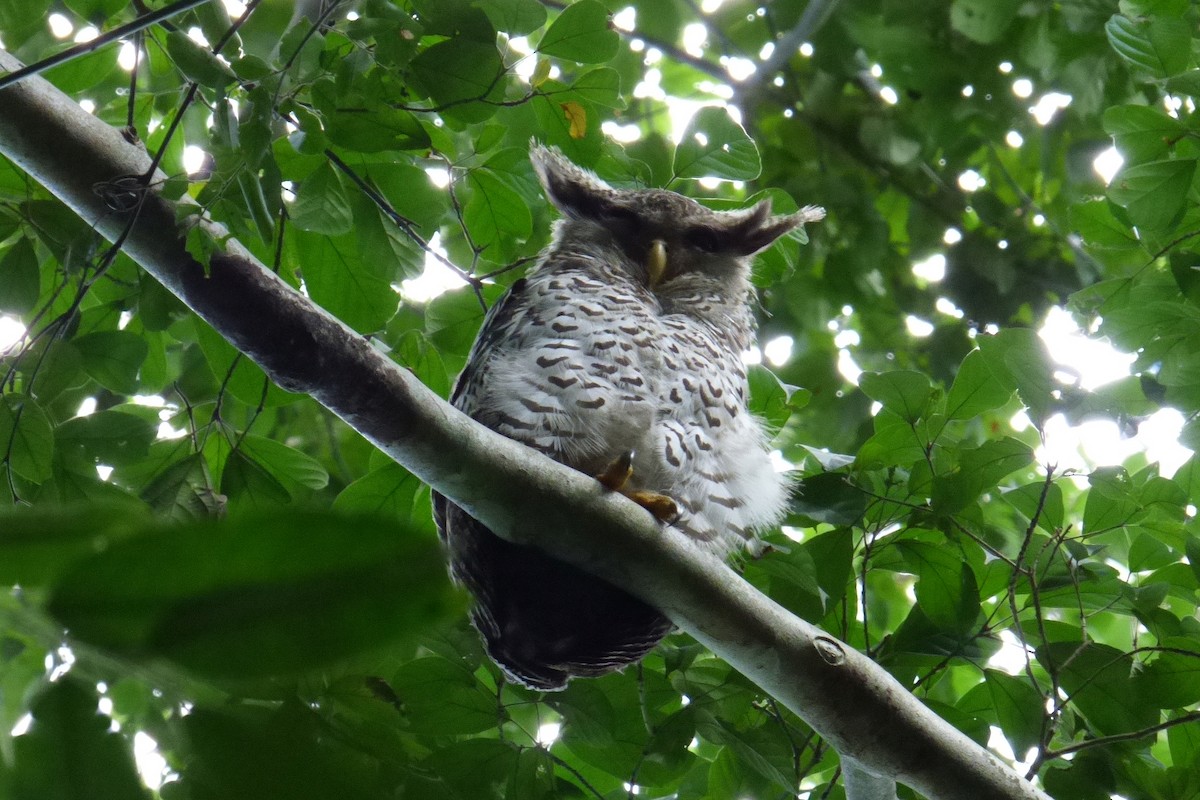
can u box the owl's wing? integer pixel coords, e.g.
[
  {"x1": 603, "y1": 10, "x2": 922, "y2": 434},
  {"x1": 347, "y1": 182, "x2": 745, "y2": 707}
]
[
  {"x1": 434, "y1": 275, "x2": 531, "y2": 541},
  {"x1": 449, "y1": 277, "x2": 530, "y2": 408}
]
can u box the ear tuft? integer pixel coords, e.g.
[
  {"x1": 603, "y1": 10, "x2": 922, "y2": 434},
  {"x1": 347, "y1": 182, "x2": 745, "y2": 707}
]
[
  {"x1": 530, "y1": 143, "x2": 620, "y2": 220},
  {"x1": 726, "y1": 201, "x2": 825, "y2": 255}
]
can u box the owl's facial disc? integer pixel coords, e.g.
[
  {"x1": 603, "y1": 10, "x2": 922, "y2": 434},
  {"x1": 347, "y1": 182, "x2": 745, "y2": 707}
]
[{"x1": 647, "y1": 239, "x2": 668, "y2": 288}]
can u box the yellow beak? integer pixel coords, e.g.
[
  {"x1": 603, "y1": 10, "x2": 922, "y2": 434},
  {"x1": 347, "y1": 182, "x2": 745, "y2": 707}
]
[{"x1": 647, "y1": 239, "x2": 668, "y2": 288}]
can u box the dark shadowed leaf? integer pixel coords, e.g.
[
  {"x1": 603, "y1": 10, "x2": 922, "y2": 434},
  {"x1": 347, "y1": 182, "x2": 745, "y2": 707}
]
[
  {"x1": 46, "y1": 511, "x2": 460, "y2": 678},
  {"x1": 1041, "y1": 642, "x2": 1158, "y2": 735},
  {"x1": 0, "y1": 395, "x2": 53, "y2": 483},
  {"x1": 73, "y1": 331, "x2": 148, "y2": 395},
  {"x1": 290, "y1": 162, "x2": 353, "y2": 236},
  {"x1": 9, "y1": 679, "x2": 151, "y2": 800},
  {"x1": 0, "y1": 238, "x2": 38, "y2": 314},
  {"x1": 897, "y1": 539, "x2": 981, "y2": 633},
  {"x1": 789, "y1": 472, "x2": 866, "y2": 527},
  {"x1": 55, "y1": 410, "x2": 155, "y2": 468}
]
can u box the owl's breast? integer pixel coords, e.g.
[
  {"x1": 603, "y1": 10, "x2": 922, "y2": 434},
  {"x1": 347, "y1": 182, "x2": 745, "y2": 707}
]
[
  {"x1": 643, "y1": 317, "x2": 787, "y2": 556},
  {"x1": 455, "y1": 266, "x2": 787, "y2": 557},
  {"x1": 457, "y1": 268, "x2": 664, "y2": 473}
]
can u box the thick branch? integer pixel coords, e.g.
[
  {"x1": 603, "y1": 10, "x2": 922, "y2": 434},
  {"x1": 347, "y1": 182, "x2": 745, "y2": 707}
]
[{"x1": 0, "y1": 49, "x2": 1047, "y2": 800}]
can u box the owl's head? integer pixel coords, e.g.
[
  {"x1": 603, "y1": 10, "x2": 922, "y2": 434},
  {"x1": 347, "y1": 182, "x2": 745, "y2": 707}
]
[{"x1": 531, "y1": 144, "x2": 823, "y2": 292}]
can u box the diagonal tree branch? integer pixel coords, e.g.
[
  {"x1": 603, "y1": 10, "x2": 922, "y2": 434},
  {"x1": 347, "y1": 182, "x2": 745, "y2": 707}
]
[{"x1": 0, "y1": 48, "x2": 1047, "y2": 800}]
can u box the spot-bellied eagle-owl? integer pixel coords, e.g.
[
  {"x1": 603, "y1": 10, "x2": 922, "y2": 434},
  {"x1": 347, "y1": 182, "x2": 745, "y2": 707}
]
[{"x1": 433, "y1": 145, "x2": 822, "y2": 690}]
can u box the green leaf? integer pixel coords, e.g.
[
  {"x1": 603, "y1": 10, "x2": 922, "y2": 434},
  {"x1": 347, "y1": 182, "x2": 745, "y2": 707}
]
[
  {"x1": 859, "y1": 370, "x2": 932, "y2": 422},
  {"x1": 43, "y1": 47, "x2": 117, "y2": 94},
  {"x1": 165, "y1": 29, "x2": 236, "y2": 88},
  {"x1": 1041, "y1": 642, "x2": 1158, "y2": 735},
  {"x1": 410, "y1": 38, "x2": 505, "y2": 122},
  {"x1": 1108, "y1": 159, "x2": 1195, "y2": 231},
  {"x1": 0, "y1": 503, "x2": 150, "y2": 586},
  {"x1": 425, "y1": 285, "x2": 504, "y2": 357},
  {"x1": 1002, "y1": 481, "x2": 1065, "y2": 533},
  {"x1": 856, "y1": 409, "x2": 927, "y2": 469},
  {"x1": 747, "y1": 364, "x2": 808, "y2": 437},
  {"x1": 1069, "y1": 199, "x2": 1142, "y2": 250},
  {"x1": 464, "y1": 168, "x2": 533, "y2": 256},
  {"x1": 236, "y1": 434, "x2": 330, "y2": 495},
  {"x1": 73, "y1": 330, "x2": 148, "y2": 395},
  {"x1": 139, "y1": 451, "x2": 219, "y2": 520},
  {"x1": 977, "y1": 329, "x2": 1056, "y2": 425},
  {"x1": 295, "y1": 229, "x2": 398, "y2": 334},
  {"x1": 427, "y1": 739, "x2": 520, "y2": 797},
  {"x1": 1105, "y1": 14, "x2": 1192, "y2": 78},
  {"x1": 393, "y1": 330, "x2": 452, "y2": 398},
  {"x1": 537, "y1": 0, "x2": 619, "y2": 63},
  {"x1": 56, "y1": 410, "x2": 156, "y2": 468},
  {"x1": 334, "y1": 462, "x2": 422, "y2": 519},
  {"x1": 950, "y1": 0, "x2": 1020, "y2": 44},
  {"x1": 897, "y1": 540, "x2": 981, "y2": 633},
  {"x1": 569, "y1": 66, "x2": 625, "y2": 108},
  {"x1": 0, "y1": 237, "x2": 38, "y2": 314},
  {"x1": 0, "y1": 0, "x2": 51, "y2": 44},
  {"x1": 933, "y1": 437, "x2": 1033, "y2": 513},
  {"x1": 476, "y1": 0, "x2": 546, "y2": 35},
  {"x1": 975, "y1": 671, "x2": 1045, "y2": 755},
  {"x1": 220, "y1": 447, "x2": 292, "y2": 507},
  {"x1": 1083, "y1": 469, "x2": 1141, "y2": 534},
  {"x1": 1103, "y1": 105, "x2": 1185, "y2": 165},
  {"x1": 673, "y1": 106, "x2": 761, "y2": 181},
  {"x1": 46, "y1": 511, "x2": 460, "y2": 678},
  {"x1": 10, "y1": 680, "x2": 151, "y2": 800},
  {"x1": 1165, "y1": 69, "x2": 1200, "y2": 97},
  {"x1": 179, "y1": 701, "x2": 394, "y2": 799},
  {"x1": 1136, "y1": 638, "x2": 1200, "y2": 709},
  {"x1": 392, "y1": 657, "x2": 498, "y2": 734},
  {"x1": 290, "y1": 162, "x2": 353, "y2": 236},
  {"x1": 789, "y1": 472, "x2": 866, "y2": 527},
  {"x1": 946, "y1": 349, "x2": 1014, "y2": 420},
  {"x1": 324, "y1": 105, "x2": 430, "y2": 153},
  {"x1": 353, "y1": 195, "x2": 424, "y2": 282},
  {"x1": 697, "y1": 717, "x2": 797, "y2": 793},
  {"x1": 0, "y1": 394, "x2": 54, "y2": 483}
]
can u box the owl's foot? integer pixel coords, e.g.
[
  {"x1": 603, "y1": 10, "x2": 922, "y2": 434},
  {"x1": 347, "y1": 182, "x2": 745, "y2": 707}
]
[
  {"x1": 595, "y1": 451, "x2": 634, "y2": 492},
  {"x1": 595, "y1": 452, "x2": 679, "y2": 523}
]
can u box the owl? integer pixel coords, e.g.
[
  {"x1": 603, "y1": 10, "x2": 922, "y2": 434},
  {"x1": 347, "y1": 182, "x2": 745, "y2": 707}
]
[{"x1": 432, "y1": 145, "x2": 823, "y2": 691}]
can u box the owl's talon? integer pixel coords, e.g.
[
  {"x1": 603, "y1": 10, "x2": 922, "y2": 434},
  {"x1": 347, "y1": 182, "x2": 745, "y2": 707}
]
[
  {"x1": 628, "y1": 490, "x2": 679, "y2": 523},
  {"x1": 595, "y1": 451, "x2": 634, "y2": 491},
  {"x1": 595, "y1": 453, "x2": 678, "y2": 523}
]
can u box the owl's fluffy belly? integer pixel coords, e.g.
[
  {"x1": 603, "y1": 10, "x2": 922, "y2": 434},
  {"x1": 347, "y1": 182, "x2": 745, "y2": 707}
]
[{"x1": 475, "y1": 333, "x2": 787, "y2": 556}]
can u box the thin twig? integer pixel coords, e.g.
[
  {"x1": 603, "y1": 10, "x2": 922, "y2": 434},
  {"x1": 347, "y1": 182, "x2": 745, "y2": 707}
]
[{"x1": 0, "y1": 0, "x2": 208, "y2": 91}]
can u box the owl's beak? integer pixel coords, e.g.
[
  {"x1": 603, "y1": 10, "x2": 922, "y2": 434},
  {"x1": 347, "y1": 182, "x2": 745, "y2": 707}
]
[{"x1": 647, "y1": 239, "x2": 668, "y2": 288}]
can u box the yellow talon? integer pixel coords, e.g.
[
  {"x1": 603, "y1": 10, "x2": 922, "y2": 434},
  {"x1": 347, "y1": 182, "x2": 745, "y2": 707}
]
[{"x1": 595, "y1": 451, "x2": 678, "y2": 522}]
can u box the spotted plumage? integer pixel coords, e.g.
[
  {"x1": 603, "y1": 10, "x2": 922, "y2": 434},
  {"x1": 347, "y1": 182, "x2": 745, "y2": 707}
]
[{"x1": 433, "y1": 145, "x2": 823, "y2": 691}]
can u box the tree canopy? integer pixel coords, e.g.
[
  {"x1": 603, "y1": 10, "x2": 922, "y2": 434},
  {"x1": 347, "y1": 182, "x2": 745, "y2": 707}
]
[{"x1": 2, "y1": 1, "x2": 1200, "y2": 798}]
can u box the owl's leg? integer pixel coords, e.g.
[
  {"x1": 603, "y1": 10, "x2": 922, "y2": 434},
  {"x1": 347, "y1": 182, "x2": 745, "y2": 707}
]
[{"x1": 595, "y1": 451, "x2": 679, "y2": 522}]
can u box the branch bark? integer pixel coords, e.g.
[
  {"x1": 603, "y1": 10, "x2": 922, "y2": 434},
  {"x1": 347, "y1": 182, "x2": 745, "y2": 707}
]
[{"x1": 0, "y1": 48, "x2": 1049, "y2": 800}]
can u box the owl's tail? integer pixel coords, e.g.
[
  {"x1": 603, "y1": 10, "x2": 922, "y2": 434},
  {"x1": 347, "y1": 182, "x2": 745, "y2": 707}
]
[{"x1": 436, "y1": 498, "x2": 674, "y2": 691}]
